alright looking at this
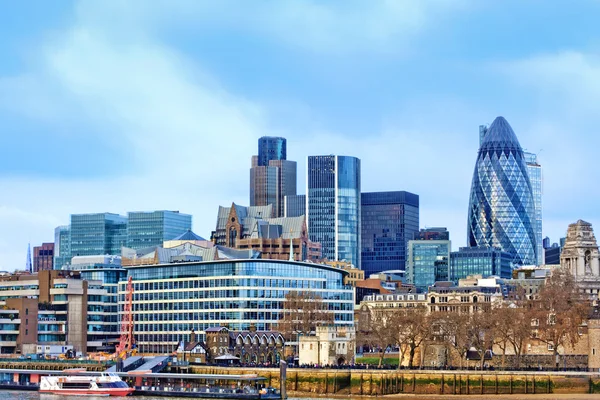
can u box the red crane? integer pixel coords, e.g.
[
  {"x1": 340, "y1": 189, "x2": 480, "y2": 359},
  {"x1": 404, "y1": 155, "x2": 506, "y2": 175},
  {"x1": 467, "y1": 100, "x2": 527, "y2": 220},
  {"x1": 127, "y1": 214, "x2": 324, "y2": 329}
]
[{"x1": 115, "y1": 276, "x2": 135, "y2": 358}]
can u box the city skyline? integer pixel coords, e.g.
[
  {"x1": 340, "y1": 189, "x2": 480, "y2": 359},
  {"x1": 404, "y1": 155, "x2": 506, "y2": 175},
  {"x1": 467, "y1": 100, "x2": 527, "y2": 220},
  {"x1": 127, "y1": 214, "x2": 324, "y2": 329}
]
[{"x1": 2, "y1": 1, "x2": 600, "y2": 270}]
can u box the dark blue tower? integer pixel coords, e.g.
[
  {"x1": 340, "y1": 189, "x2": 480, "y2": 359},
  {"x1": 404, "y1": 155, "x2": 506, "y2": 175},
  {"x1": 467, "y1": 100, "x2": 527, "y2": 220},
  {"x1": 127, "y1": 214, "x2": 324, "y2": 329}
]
[
  {"x1": 467, "y1": 116, "x2": 537, "y2": 265},
  {"x1": 257, "y1": 137, "x2": 286, "y2": 166}
]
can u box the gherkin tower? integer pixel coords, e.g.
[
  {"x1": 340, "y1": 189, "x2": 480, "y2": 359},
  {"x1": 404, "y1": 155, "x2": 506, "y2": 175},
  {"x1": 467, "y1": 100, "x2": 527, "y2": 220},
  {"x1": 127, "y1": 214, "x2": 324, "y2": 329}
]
[{"x1": 467, "y1": 116, "x2": 537, "y2": 265}]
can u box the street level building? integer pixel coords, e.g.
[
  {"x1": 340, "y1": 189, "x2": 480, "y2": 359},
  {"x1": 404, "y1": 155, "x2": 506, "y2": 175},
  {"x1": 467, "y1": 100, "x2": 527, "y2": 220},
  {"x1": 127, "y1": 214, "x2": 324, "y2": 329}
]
[
  {"x1": 205, "y1": 326, "x2": 285, "y2": 365},
  {"x1": 121, "y1": 259, "x2": 354, "y2": 354},
  {"x1": 361, "y1": 191, "x2": 419, "y2": 276},
  {"x1": 298, "y1": 326, "x2": 355, "y2": 366},
  {"x1": 307, "y1": 155, "x2": 361, "y2": 268}
]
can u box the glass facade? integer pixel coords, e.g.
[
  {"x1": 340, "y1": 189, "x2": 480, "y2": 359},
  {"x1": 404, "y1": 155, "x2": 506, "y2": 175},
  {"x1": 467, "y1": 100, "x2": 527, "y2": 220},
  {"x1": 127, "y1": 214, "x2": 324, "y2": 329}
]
[
  {"x1": 127, "y1": 211, "x2": 192, "y2": 250},
  {"x1": 121, "y1": 259, "x2": 354, "y2": 354},
  {"x1": 468, "y1": 117, "x2": 537, "y2": 265},
  {"x1": 524, "y1": 152, "x2": 543, "y2": 265},
  {"x1": 70, "y1": 213, "x2": 127, "y2": 258},
  {"x1": 54, "y1": 225, "x2": 71, "y2": 270},
  {"x1": 251, "y1": 137, "x2": 296, "y2": 217},
  {"x1": 307, "y1": 155, "x2": 361, "y2": 268},
  {"x1": 361, "y1": 191, "x2": 419, "y2": 276},
  {"x1": 284, "y1": 194, "x2": 306, "y2": 218},
  {"x1": 407, "y1": 240, "x2": 450, "y2": 292},
  {"x1": 450, "y1": 246, "x2": 513, "y2": 281}
]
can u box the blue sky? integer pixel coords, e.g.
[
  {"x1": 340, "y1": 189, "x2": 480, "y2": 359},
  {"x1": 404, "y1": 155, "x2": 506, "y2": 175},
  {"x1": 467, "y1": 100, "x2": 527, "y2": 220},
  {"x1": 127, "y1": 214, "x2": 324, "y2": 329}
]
[{"x1": 1, "y1": 0, "x2": 600, "y2": 270}]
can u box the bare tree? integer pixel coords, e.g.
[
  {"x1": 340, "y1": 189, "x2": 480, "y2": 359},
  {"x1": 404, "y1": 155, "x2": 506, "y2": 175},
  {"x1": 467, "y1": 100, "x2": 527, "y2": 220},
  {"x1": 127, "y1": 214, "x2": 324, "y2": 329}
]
[
  {"x1": 495, "y1": 288, "x2": 534, "y2": 369},
  {"x1": 392, "y1": 307, "x2": 431, "y2": 368},
  {"x1": 532, "y1": 267, "x2": 589, "y2": 370},
  {"x1": 277, "y1": 291, "x2": 334, "y2": 342},
  {"x1": 468, "y1": 311, "x2": 497, "y2": 370},
  {"x1": 439, "y1": 312, "x2": 471, "y2": 369},
  {"x1": 356, "y1": 306, "x2": 396, "y2": 367}
]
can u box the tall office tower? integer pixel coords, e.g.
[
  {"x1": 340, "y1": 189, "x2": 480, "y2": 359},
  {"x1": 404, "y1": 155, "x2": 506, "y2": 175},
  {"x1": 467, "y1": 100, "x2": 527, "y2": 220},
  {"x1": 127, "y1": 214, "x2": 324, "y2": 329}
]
[
  {"x1": 360, "y1": 191, "x2": 419, "y2": 276},
  {"x1": 524, "y1": 151, "x2": 543, "y2": 265},
  {"x1": 468, "y1": 116, "x2": 537, "y2": 265},
  {"x1": 250, "y1": 137, "x2": 297, "y2": 217},
  {"x1": 33, "y1": 243, "x2": 54, "y2": 272},
  {"x1": 407, "y1": 239, "x2": 451, "y2": 292},
  {"x1": 284, "y1": 194, "x2": 306, "y2": 218},
  {"x1": 70, "y1": 213, "x2": 127, "y2": 258},
  {"x1": 307, "y1": 155, "x2": 361, "y2": 268},
  {"x1": 127, "y1": 210, "x2": 192, "y2": 250},
  {"x1": 416, "y1": 227, "x2": 449, "y2": 241},
  {"x1": 54, "y1": 225, "x2": 71, "y2": 270}
]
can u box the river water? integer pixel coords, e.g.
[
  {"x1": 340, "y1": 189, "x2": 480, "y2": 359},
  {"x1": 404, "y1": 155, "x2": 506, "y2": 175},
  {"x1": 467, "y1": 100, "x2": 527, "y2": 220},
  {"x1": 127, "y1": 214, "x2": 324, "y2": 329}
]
[{"x1": 7, "y1": 392, "x2": 600, "y2": 399}]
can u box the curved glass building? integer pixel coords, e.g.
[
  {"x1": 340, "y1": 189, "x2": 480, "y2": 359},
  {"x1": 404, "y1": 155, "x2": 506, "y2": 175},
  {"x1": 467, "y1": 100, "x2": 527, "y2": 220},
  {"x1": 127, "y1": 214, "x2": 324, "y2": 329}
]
[
  {"x1": 122, "y1": 259, "x2": 354, "y2": 353},
  {"x1": 467, "y1": 116, "x2": 537, "y2": 265}
]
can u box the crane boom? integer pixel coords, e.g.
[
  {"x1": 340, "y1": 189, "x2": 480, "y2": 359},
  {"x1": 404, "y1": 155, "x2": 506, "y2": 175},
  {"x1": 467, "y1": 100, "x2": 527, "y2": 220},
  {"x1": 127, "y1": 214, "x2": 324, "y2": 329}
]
[{"x1": 115, "y1": 276, "x2": 135, "y2": 358}]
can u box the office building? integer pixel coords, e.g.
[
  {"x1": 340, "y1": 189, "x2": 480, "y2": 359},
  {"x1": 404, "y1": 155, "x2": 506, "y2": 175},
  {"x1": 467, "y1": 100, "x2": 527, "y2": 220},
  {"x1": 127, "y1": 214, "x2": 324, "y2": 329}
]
[
  {"x1": 70, "y1": 213, "x2": 127, "y2": 258},
  {"x1": 450, "y1": 246, "x2": 513, "y2": 281},
  {"x1": 33, "y1": 243, "x2": 54, "y2": 272},
  {"x1": 360, "y1": 191, "x2": 419, "y2": 276},
  {"x1": 126, "y1": 210, "x2": 192, "y2": 250},
  {"x1": 524, "y1": 152, "x2": 543, "y2": 265},
  {"x1": 545, "y1": 243, "x2": 562, "y2": 265},
  {"x1": 121, "y1": 259, "x2": 354, "y2": 354},
  {"x1": 213, "y1": 203, "x2": 321, "y2": 261},
  {"x1": 250, "y1": 137, "x2": 297, "y2": 217},
  {"x1": 284, "y1": 194, "x2": 306, "y2": 218},
  {"x1": 469, "y1": 117, "x2": 537, "y2": 265},
  {"x1": 307, "y1": 155, "x2": 361, "y2": 268},
  {"x1": 406, "y1": 240, "x2": 451, "y2": 292},
  {"x1": 415, "y1": 227, "x2": 449, "y2": 241},
  {"x1": 53, "y1": 226, "x2": 71, "y2": 270}
]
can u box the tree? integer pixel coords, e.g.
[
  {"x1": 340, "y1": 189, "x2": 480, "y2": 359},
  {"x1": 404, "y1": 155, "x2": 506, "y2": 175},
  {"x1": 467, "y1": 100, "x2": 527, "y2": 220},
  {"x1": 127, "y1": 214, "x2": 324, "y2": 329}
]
[
  {"x1": 494, "y1": 289, "x2": 534, "y2": 369},
  {"x1": 532, "y1": 267, "x2": 589, "y2": 370},
  {"x1": 438, "y1": 312, "x2": 471, "y2": 369},
  {"x1": 356, "y1": 306, "x2": 396, "y2": 367},
  {"x1": 277, "y1": 291, "x2": 334, "y2": 343},
  {"x1": 468, "y1": 311, "x2": 497, "y2": 370},
  {"x1": 392, "y1": 306, "x2": 431, "y2": 368}
]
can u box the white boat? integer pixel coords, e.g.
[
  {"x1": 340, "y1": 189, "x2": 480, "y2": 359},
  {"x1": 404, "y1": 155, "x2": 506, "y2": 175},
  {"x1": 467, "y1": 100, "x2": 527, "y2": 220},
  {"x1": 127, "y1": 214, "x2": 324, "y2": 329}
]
[{"x1": 40, "y1": 372, "x2": 134, "y2": 396}]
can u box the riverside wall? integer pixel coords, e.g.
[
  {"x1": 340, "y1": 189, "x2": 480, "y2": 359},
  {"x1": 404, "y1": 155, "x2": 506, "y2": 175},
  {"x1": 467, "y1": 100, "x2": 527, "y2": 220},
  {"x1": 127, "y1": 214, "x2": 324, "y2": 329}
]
[{"x1": 190, "y1": 366, "x2": 600, "y2": 395}]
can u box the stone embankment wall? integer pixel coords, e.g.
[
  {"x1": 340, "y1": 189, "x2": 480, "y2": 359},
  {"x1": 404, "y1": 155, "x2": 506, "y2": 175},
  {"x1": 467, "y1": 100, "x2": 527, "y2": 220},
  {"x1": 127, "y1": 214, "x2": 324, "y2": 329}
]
[{"x1": 190, "y1": 366, "x2": 600, "y2": 395}]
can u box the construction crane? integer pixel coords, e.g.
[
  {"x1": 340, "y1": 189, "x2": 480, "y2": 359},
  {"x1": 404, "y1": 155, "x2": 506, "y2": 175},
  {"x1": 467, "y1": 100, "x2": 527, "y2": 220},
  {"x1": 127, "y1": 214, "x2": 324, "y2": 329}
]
[{"x1": 115, "y1": 276, "x2": 136, "y2": 359}]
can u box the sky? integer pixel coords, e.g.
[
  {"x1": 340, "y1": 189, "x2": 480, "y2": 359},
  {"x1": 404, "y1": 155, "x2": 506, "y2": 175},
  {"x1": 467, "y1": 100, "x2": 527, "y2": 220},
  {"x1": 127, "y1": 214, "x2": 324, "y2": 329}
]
[{"x1": 1, "y1": 0, "x2": 600, "y2": 270}]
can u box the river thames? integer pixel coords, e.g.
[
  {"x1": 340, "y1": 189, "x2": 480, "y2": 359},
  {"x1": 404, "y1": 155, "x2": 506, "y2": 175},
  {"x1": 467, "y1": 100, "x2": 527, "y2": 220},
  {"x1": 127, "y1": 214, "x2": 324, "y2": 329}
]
[{"x1": 6, "y1": 391, "x2": 600, "y2": 400}]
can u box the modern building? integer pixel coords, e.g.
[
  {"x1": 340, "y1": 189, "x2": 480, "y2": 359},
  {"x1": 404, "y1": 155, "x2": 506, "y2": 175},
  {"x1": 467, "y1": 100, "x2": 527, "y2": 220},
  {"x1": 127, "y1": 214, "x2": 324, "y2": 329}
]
[
  {"x1": 126, "y1": 210, "x2": 192, "y2": 250},
  {"x1": 0, "y1": 270, "x2": 112, "y2": 355},
  {"x1": 33, "y1": 243, "x2": 54, "y2": 273},
  {"x1": 120, "y1": 259, "x2": 354, "y2": 354},
  {"x1": 406, "y1": 240, "x2": 451, "y2": 292},
  {"x1": 284, "y1": 194, "x2": 306, "y2": 218},
  {"x1": 360, "y1": 191, "x2": 419, "y2": 276},
  {"x1": 415, "y1": 227, "x2": 449, "y2": 241},
  {"x1": 70, "y1": 213, "x2": 128, "y2": 258},
  {"x1": 450, "y1": 246, "x2": 514, "y2": 281},
  {"x1": 250, "y1": 137, "x2": 297, "y2": 217},
  {"x1": 469, "y1": 117, "x2": 537, "y2": 265},
  {"x1": 524, "y1": 152, "x2": 543, "y2": 265},
  {"x1": 545, "y1": 243, "x2": 563, "y2": 265},
  {"x1": 212, "y1": 203, "x2": 321, "y2": 261},
  {"x1": 307, "y1": 155, "x2": 361, "y2": 268},
  {"x1": 53, "y1": 226, "x2": 71, "y2": 270}
]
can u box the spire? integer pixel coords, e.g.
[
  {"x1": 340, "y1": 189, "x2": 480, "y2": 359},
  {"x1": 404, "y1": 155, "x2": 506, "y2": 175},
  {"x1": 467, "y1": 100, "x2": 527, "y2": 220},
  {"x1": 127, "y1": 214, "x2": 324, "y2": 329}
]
[{"x1": 26, "y1": 243, "x2": 32, "y2": 273}]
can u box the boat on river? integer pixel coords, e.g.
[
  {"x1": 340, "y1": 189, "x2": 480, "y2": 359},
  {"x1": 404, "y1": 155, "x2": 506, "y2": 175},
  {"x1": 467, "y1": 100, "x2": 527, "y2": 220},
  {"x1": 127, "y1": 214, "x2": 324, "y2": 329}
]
[{"x1": 40, "y1": 372, "x2": 134, "y2": 396}]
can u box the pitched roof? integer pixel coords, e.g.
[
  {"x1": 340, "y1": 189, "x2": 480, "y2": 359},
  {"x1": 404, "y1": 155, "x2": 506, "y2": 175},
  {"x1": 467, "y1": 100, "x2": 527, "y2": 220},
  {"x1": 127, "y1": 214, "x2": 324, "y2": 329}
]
[{"x1": 172, "y1": 230, "x2": 206, "y2": 241}]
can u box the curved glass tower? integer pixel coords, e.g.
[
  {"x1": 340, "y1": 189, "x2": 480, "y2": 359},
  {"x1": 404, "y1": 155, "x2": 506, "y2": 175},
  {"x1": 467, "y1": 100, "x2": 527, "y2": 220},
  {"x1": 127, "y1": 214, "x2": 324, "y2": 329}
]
[{"x1": 467, "y1": 116, "x2": 537, "y2": 265}]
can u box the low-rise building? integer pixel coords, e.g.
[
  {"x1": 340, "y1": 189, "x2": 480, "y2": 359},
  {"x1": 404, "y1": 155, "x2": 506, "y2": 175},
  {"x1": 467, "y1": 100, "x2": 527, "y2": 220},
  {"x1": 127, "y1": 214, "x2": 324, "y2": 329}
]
[
  {"x1": 427, "y1": 276, "x2": 504, "y2": 314},
  {"x1": 205, "y1": 326, "x2": 285, "y2": 365},
  {"x1": 299, "y1": 326, "x2": 355, "y2": 366}
]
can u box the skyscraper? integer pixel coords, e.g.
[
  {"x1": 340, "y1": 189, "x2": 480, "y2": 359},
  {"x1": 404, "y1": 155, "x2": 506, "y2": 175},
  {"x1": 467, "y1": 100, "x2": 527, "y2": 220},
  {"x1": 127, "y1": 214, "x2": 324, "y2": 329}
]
[
  {"x1": 407, "y1": 239, "x2": 451, "y2": 292},
  {"x1": 524, "y1": 151, "x2": 543, "y2": 265},
  {"x1": 127, "y1": 210, "x2": 192, "y2": 250},
  {"x1": 250, "y1": 137, "x2": 297, "y2": 217},
  {"x1": 307, "y1": 155, "x2": 361, "y2": 268},
  {"x1": 361, "y1": 191, "x2": 419, "y2": 276},
  {"x1": 468, "y1": 116, "x2": 537, "y2": 265},
  {"x1": 284, "y1": 194, "x2": 306, "y2": 218},
  {"x1": 54, "y1": 225, "x2": 71, "y2": 270},
  {"x1": 70, "y1": 213, "x2": 127, "y2": 258}
]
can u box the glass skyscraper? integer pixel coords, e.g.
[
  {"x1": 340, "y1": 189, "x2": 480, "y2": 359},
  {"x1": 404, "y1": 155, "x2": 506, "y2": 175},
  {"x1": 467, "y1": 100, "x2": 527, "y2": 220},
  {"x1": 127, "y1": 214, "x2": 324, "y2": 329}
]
[
  {"x1": 468, "y1": 116, "x2": 537, "y2": 265},
  {"x1": 127, "y1": 210, "x2": 192, "y2": 250},
  {"x1": 307, "y1": 155, "x2": 361, "y2": 268},
  {"x1": 361, "y1": 191, "x2": 419, "y2": 276},
  {"x1": 284, "y1": 194, "x2": 306, "y2": 218},
  {"x1": 450, "y1": 246, "x2": 513, "y2": 281},
  {"x1": 407, "y1": 240, "x2": 451, "y2": 292},
  {"x1": 524, "y1": 152, "x2": 543, "y2": 265},
  {"x1": 54, "y1": 225, "x2": 71, "y2": 270},
  {"x1": 70, "y1": 213, "x2": 127, "y2": 258},
  {"x1": 250, "y1": 137, "x2": 296, "y2": 217}
]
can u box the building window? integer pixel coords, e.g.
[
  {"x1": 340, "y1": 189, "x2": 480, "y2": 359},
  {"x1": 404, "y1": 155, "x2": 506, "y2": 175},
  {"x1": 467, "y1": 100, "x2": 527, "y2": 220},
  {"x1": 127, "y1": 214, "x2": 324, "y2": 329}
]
[
  {"x1": 547, "y1": 343, "x2": 554, "y2": 351},
  {"x1": 593, "y1": 348, "x2": 596, "y2": 356}
]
